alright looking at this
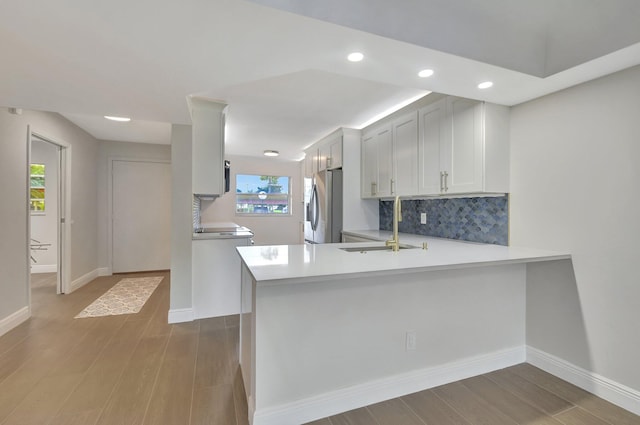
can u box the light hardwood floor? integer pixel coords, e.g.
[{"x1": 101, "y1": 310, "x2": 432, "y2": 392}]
[
  {"x1": 2, "y1": 272, "x2": 638, "y2": 425},
  {"x1": 1, "y1": 271, "x2": 246, "y2": 425}
]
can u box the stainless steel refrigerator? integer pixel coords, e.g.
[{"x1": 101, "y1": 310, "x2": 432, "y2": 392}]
[{"x1": 304, "y1": 169, "x2": 343, "y2": 244}]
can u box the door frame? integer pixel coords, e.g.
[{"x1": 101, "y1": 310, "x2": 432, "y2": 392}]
[
  {"x1": 107, "y1": 157, "x2": 171, "y2": 274},
  {"x1": 27, "y1": 127, "x2": 72, "y2": 297}
]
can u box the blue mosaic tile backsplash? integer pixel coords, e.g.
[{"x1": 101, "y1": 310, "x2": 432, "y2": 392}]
[{"x1": 379, "y1": 196, "x2": 509, "y2": 245}]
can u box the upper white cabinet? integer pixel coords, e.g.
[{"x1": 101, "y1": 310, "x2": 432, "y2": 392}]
[
  {"x1": 418, "y1": 99, "x2": 445, "y2": 194},
  {"x1": 392, "y1": 111, "x2": 419, "y2": 196},
  {"x1": 189, "y1": 97, "x2": 227, "y2": 196},
  {"x1": 304, "y1": 149, "x2": 315, "y2": 178},
  {"x1": 364, "y1": 95, "x2": 509, "y2": 198},
  {"x1": 361, "y1": 124, "x2": 393, "y2": 198},
  {"x1": 419, "y1": 96, "x2": 509, "y2": 195},
  {"x1": 362, "y1": 112, "x2": 419, "y2": 198},
  {"x1": 318, "y1": 133, "x2": 343, "y2": 171}
]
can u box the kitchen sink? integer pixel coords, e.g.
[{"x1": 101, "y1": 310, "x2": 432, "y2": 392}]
[{"x1": 339, "y1": 244, "x2": 418, "y2": 253}]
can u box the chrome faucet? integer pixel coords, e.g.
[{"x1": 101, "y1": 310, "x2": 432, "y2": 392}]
[{"x1": 385, "y1": 195, "x2": 402, "y2": 252}]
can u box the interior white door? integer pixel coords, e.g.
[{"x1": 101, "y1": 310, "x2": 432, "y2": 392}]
[{"x1": 112, "y1": 160, "x2": 171, "y2": 273}]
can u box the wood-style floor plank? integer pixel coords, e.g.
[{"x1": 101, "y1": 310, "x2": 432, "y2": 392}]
[
  {"x1": 461, "y1": 375, "x2": 564, "y2": 425},
  {"x1": 1, "y1": 372, "x2": 84, "y2": 425},
  {"x1": 433, "y1": 381, "x2": 518, "y2": 425},
  {"x1": 54, "y1": 319, "x2": 149, "y2": 416},
  {"x1": 554, "y1": 406, "x2": 613, "y2": 425},
  {"x1": 48, "y1": 315, "x2": 128, "y2": 377},
  {"x1": 194, "y1": 328, "x2": 234, "y2": 388},
  {"x1": 94, "y1": 334, "x2": 170, "y2": 425},
  {"x1": 366, "y1": 398, "x2": 426, "y2": 425},
  {"x1": 190, "y1": 384, "x2": 237, "y2": 425},
  {"x1": 510, "y1": 363, "x2": 640, "y2": 425},
  {"x1": 232, "y1": 365, "x2": 249, "y2": 425},
  {"x1": 142, "y1": 332, "x2": 199, "y2": 425},
  {"x1": 0, "y1": 320, "x2": 99, "y2": 422},
  {"x1": 49, "y1": 409, "x2": 102, "y2": 425},
  {"x1": 486, "y1": 368, "x2": 574, "y2": 415},
  {"x1": 330, "y1": 407, "x2": 380, "y2": 425},
  {"x1": 402, "y1": 390, "x2": 472, "y2": 425}
]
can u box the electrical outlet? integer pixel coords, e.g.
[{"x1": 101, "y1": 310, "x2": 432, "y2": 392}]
[
  {"x1": 420, "y1": 213, "x2": 427, "y2": 224},
  {"x1": 406, "y1": 331, "x2": 417, "y2": 351}
]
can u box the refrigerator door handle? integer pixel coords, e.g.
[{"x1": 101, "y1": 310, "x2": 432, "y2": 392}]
[{"x1": 310, "y1": 184, "x2": 319, "y2": 231}]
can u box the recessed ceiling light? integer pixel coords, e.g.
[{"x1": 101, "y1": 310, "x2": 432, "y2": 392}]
[
  {"x1": 347, "y1": 52, "x2": 364, "y2": 62},
  {"x1": 477, "y1": 81, "x2": 494, "y2": 89},
  {"x1": 418, "y1": 69, "x2": 434, "y2": 78},
  {"x1": 263, "y1": 150, "x2": 279, "y2": 157},
  {"x1": 104, "y1": 115, "x2": 131, "y2": 122}
]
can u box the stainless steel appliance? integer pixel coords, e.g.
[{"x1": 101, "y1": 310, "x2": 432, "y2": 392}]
[{"x1": 304, "y1": 169, "x2": 343, "y2": 243}]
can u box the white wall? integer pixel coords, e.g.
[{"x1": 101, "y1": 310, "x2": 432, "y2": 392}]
[
  {"x1": 170, "y1": 124, "x2": 193, "y2": 315},
  {"x1": 200, "y1": 155, "x2": 303, "y2": 245},
  {"x1": 30, "y1": 139, "x2": 58, "y2": 271},
  {"x1": 96, "y1": 140, "x2": 171, "y2": 271},
  {"x1": 510, "y1": 65, "x2": 640, "y2": 392},
  {"x1": 0, "y1": 108, "x2": 99, "y2": 330}
]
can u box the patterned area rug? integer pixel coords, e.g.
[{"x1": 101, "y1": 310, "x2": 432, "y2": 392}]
[{"x1": 75, "y1": 276, "x2": 163, "y2": 318}]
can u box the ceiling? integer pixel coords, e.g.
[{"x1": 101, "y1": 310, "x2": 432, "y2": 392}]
[{"x1": 2, "y1": 0, "x2": 640, "y2": 161}]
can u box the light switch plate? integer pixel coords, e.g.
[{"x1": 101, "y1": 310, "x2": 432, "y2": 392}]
[{"x1": 420, "y1": 213, "x2": 427, "y2": 224}]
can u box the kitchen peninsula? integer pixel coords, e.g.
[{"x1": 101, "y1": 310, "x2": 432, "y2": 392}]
[{"x1": 237, "y1": 234, "x2": 571, "y2": 425}]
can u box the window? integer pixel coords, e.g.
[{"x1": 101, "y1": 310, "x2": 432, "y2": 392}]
[
  {"x1": 236, "y1": 174, "x2": 291, "y2": 215},
  {"x1": 30, "y1": 163, "x2": 46, "y2": 212}
]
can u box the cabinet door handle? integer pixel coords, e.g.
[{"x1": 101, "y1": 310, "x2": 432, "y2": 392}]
[
  {"x1": 327, "y1": 157, "x2": 332, "y2": 169},
  {"x1": 440, "y1": 172, "x2": 444, "y2": 192},
  {"x1": 443, "y1": 171, "x2": 449, "y2": 192},
  {"x1": 371, "y1": 182, "x2": 377, "y2": 196},
  {"x1": 390, "y1": 179, "x2": 395, "y2": 195}
]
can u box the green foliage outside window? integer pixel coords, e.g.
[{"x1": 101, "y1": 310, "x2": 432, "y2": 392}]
[{"x1": 30, "y1": 163, "x2": 45, "y2": 212}]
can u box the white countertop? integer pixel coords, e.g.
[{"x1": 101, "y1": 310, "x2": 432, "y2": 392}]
[
  {"x1": 193, "y1": 221, "x2": 253, "y2": 240},
  {"x1": 236, "y1": 231, "x2": 571, "y2": 286}
]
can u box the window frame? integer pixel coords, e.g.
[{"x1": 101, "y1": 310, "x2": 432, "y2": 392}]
[{"x1": 235, "y1": 174, "x2": 292, "y2": 217}]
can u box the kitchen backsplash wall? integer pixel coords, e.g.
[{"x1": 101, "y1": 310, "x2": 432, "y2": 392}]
[{"x1": 379, "y1": 196, "x2": 509, "y2": 245}]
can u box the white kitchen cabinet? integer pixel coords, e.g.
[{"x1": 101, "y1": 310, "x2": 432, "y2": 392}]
[
  {"x1": 320, "y1": 133, "x2": 343, "y2": 170},
  {"x1": 192, "y1": 236, "x2": 251, "y2": 319},
  {"x1": 392, "y1": 111, "x2": 419, "y2": 196},
  {"x1": 418, "y1": 96, "x2": 509, "y2": 195},
  {"x1": 361, "y1": 113, "x2": 417, "y2": 198},
  {"x1": 303, "y1": 148, "x2": 315, "y2": 178},
  {"x1": 190, "y1": 97, "x2": 227, "y2": 196},
  {"x1": 418, "y1": 98, "x2": 446, "y2": 194},
  {"x1": 361, "y1": 123, "x2": 393, "y2": 198}
]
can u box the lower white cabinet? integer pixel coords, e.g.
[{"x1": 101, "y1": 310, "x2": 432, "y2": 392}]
[{"x1": 192, "y1": 237, "x2": 251, "y2": 319}]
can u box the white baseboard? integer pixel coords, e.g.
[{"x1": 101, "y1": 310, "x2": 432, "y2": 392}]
[
  {"x1": 0, "y1": 306, "x2": 31, "y2": 337},
  {"x1": 168, "y1": 308, "x2": 194, "y2": 324},
  {"x1": 30, "y1": 264, "x2": 57, "y2": 273},
  {"x1": 527, "y1": 346, "x2": 640, "y2": 416},
  {"x1": 69, "y1": 269, "x2": 99, "y2": 293},
  {"x1": 67, "y1": 267, "x2": 111, "y2": 293},
  {"x1": 253, "y1": 346, "x2": 526, "y2": 425}
]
